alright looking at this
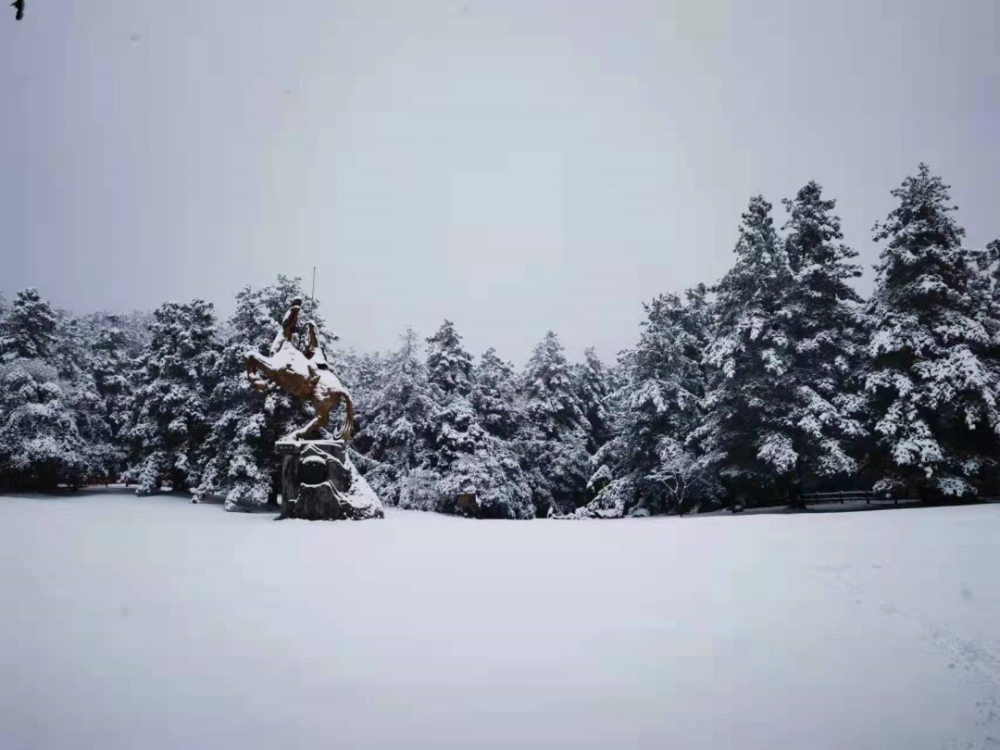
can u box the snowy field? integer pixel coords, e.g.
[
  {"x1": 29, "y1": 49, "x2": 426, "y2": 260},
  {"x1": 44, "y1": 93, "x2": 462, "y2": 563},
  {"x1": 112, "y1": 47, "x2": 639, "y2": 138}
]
[{"x1": 2, "y1": 491, "x2": 999, "y2": 750}]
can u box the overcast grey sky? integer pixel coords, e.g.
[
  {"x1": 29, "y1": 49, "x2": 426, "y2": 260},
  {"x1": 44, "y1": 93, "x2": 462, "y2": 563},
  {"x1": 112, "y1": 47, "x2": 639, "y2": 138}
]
[{"x1": 2, "y1": 0, "x2": 998, "y2": 363}]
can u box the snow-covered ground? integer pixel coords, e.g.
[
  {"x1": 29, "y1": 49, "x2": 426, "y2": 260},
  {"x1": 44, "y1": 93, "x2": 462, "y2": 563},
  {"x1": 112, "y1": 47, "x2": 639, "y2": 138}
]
[{"x1": 1, "y1": 491, "x2": 998, "y2": 750}]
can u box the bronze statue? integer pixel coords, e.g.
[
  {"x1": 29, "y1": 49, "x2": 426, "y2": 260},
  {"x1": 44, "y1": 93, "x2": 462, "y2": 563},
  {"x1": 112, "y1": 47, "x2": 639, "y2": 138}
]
[{"x1": 245, "y1": 298, "x2": 354, "y2": 441}]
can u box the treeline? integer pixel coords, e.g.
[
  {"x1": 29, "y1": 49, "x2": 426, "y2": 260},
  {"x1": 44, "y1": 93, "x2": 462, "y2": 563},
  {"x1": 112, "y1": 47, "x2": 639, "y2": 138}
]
[{"x1": 2, "y1": 164, "x2": 998, "y2": 517}]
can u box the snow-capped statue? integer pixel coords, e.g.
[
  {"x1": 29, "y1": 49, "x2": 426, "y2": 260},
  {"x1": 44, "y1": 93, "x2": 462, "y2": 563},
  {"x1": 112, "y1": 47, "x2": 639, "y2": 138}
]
[
  {"x1": 245, "y1": 297, "x2": 354, "y2": 441},
  {"x1": 244, "y1": 297, "x2": 382, "y2": 520}
]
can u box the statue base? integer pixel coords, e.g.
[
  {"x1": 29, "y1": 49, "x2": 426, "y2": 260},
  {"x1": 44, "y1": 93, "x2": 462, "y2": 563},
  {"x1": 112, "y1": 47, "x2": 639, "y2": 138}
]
[{"x1": 276, "y1": 439, "x2": 384, "y2": 521}]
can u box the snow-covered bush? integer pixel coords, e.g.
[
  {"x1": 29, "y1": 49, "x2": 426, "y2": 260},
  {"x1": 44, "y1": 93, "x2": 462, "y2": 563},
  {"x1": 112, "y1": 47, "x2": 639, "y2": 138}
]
[{"x1": 398, "y1": 469, "x2": 443, "y2": 512}]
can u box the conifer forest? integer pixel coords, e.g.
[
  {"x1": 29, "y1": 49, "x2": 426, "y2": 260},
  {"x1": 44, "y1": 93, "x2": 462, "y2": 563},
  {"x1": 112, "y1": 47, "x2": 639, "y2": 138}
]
[{"x1": 4, "y1": 165, "x2": 999, "y2": 518}]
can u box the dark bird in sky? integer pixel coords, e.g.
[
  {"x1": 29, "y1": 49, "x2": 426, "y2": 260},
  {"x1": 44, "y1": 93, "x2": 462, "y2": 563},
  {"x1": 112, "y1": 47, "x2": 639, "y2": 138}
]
[{"x1": 11, "y1": 0, "x2": 24, "y2": 21}]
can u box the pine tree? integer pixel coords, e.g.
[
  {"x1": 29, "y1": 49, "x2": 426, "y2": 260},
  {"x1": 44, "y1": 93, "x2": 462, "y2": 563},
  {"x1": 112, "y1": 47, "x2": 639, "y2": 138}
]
[
  {"x1": 337, "y1": 348, "x2": 384, "y2": 414},
  {"x1": 56, "y1": 312, "x2": 122, "y2": 479},
  {"x1": 983, "y1": 238, "x2": 1000, "y2": 490},
  {"x1": 83, "y1": 314, "x2": 143, "y2": 477},
  {"x1": 470, "y1": 348, "x2": 522, "y2": 441},
  {"x1": 521, "y1": 331, "x2": 590, "y2": 516},
  {"x1": 399, "y1": 347, "x2": 532, "y2": 518},
  {"x1": 425, "y1": 320, "x2": 474, "y2": 397},
  {"x1": 0, "y1": 291, "x2": 112, "y2": 489},
  {"x1": 425, "y1": 394, "x2": 486, "y2": 472},
  {"x1": 359, "y1": 327, "x2": 437, "y2": 504},
  {"x1": 862, "y1": 165, "x2": 1000, "y2": 497},
  {"x1": 434, "y1": 435, "x2": 535, "y2": 519},
  {"x1": 0, "y1": 360, "x2": 106, "y2": 489},
  {"x1": 122, "y1": 300, "x2": 221, "y2": 496},
  {"x1": 335, "y1": 348, "x2": 386, "y2": 443},
  {"x1": 196, "y1": 277, "x2": 336, "y2": 510},
  {"x1": 0, "y1": 288, "x2": 59, "y2": 362},
  {"x1": 692, "y1": 196, "x2": 800, "y2": 503},
  {"x1": 781, "y1": 182, "x2": 867, "y2": 492},
  {"x1": 574, "y1": 347, "x2": 613, "y2": 454},
  {"x1": 985, "y1": 239, "x2": 1000, "y2": 373},
  {"x1": 422, "y1": 321, "x2": 480, "y2": 475},
  {"x1": 424, "y1": 320, "x2": 481, "y2": 472},
  {"x1": 588, "y1": 289, "x2": 713, "y2": 516},
  {"x1": 407, "y1": 387, "x2": 532, "y2": 519}
]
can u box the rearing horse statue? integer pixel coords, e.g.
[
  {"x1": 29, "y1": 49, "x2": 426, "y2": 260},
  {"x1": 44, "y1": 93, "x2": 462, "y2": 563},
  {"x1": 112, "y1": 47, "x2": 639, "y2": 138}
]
[{"x1": 244, "y1": 298, "x2": 354, "y2": 441}]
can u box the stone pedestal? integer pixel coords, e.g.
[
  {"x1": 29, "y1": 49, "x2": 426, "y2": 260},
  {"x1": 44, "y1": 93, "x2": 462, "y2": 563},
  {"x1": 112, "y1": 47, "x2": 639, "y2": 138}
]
[{"x1": 276, "y1": 440, "x2": 384, "y2": 521}]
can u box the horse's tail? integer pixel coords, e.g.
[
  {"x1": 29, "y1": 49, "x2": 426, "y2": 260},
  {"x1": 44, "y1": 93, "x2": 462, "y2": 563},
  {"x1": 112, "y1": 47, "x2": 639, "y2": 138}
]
[{"x1": 335, "y1": 392, "x2": 355, "y2": 442}]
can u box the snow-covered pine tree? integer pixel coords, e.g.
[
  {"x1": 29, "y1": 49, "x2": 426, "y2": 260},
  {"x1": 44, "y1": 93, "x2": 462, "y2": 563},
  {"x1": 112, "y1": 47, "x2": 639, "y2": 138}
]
[
  {"x1": 424, "y1": 320, "x2": 480, "y2": 473},
  {"x1": 0, "y1": 288, "x2": 59, "y2": 362},
  {"x1": 586, "y1": 288, "x2": 713, "y2": 516},
  {"x1": 574, "y1": 347, "x2": 613, "y2": 454},
  {"x1": 0, "y1": 360, "x2": 104, "y2": 489},
  {"x1": 81, "y1": 314, "x2": 145, "y2": 478},
  {"x1": 196, "y1": 276, "x2": 336, "y2": 510},
  {"x1": 334, "y1": 348, "x2": 386, "y2": 442},
  {"x1": 410, "y1": 390, "x2": 533, "y2": 519},
  {"x1": 470, "y1": 348, "x2": 522, "y2": 441},
  {"x1": 983, "y1": 238, "x2": 1000, "y2": 489},
  {"x1": 862, "y1": 165, "x2": 1000, "y2": 498},
  {"x1": 433, "y1": 435, "x2": 535, "y2": 519},
  {"x1": 781, "y1": 182, "x2": 867, "y2": 493},
  {"x1": 359, "y1": 327, "x2": 437, "y2": 505},
  {"x1": 985, "y1": 239, "x2": 1000, "y2": 383},
  {"x1": 0, "y1": 290, "x2": 112, "y2": 489},
  {"x1": 425, "y1": 319, "x2": 474, "y2": 397},
  {"x1": 986, "y1": 238, "x2": 1000, "y2": 303},
  {"x1": 682, "y1": 283, "x2": 714, "y2": 350},
  {"x1": 422, "y1": 320, "x2": 486, "y2": 474},
  {"x1": 120, "y1": 310, "x2": 155, "y2": 354},
  {"x1": 122, "y1": 299, "x2": 221, "y2": 496},
  {"x1": 692, "y1": 196, "x2": 800, "y2": 504},
  {"x1": 53, "y1": 311, "x2": 121, "y2": 478},
  {"x1": 521, "y1": 331, "x2": 590, "y2": 516},
  {"x1": 409, "y1": 323, "x2": 534, "y2": 518},
  {"x1": 425, "y1": 394, "x2": 485, "y2": 474}
]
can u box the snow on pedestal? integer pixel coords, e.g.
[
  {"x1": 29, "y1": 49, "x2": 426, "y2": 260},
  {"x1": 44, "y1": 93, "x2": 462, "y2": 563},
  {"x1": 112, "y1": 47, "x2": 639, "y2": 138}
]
[{"x1": 277, "y1": 439, "x2": 383, "y2": 521}]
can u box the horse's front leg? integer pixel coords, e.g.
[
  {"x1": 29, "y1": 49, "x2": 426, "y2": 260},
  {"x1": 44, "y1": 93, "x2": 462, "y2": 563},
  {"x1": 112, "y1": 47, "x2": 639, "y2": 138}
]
[{"x1": 245, "y1": 353, "x2": 274, "y2": 392}]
